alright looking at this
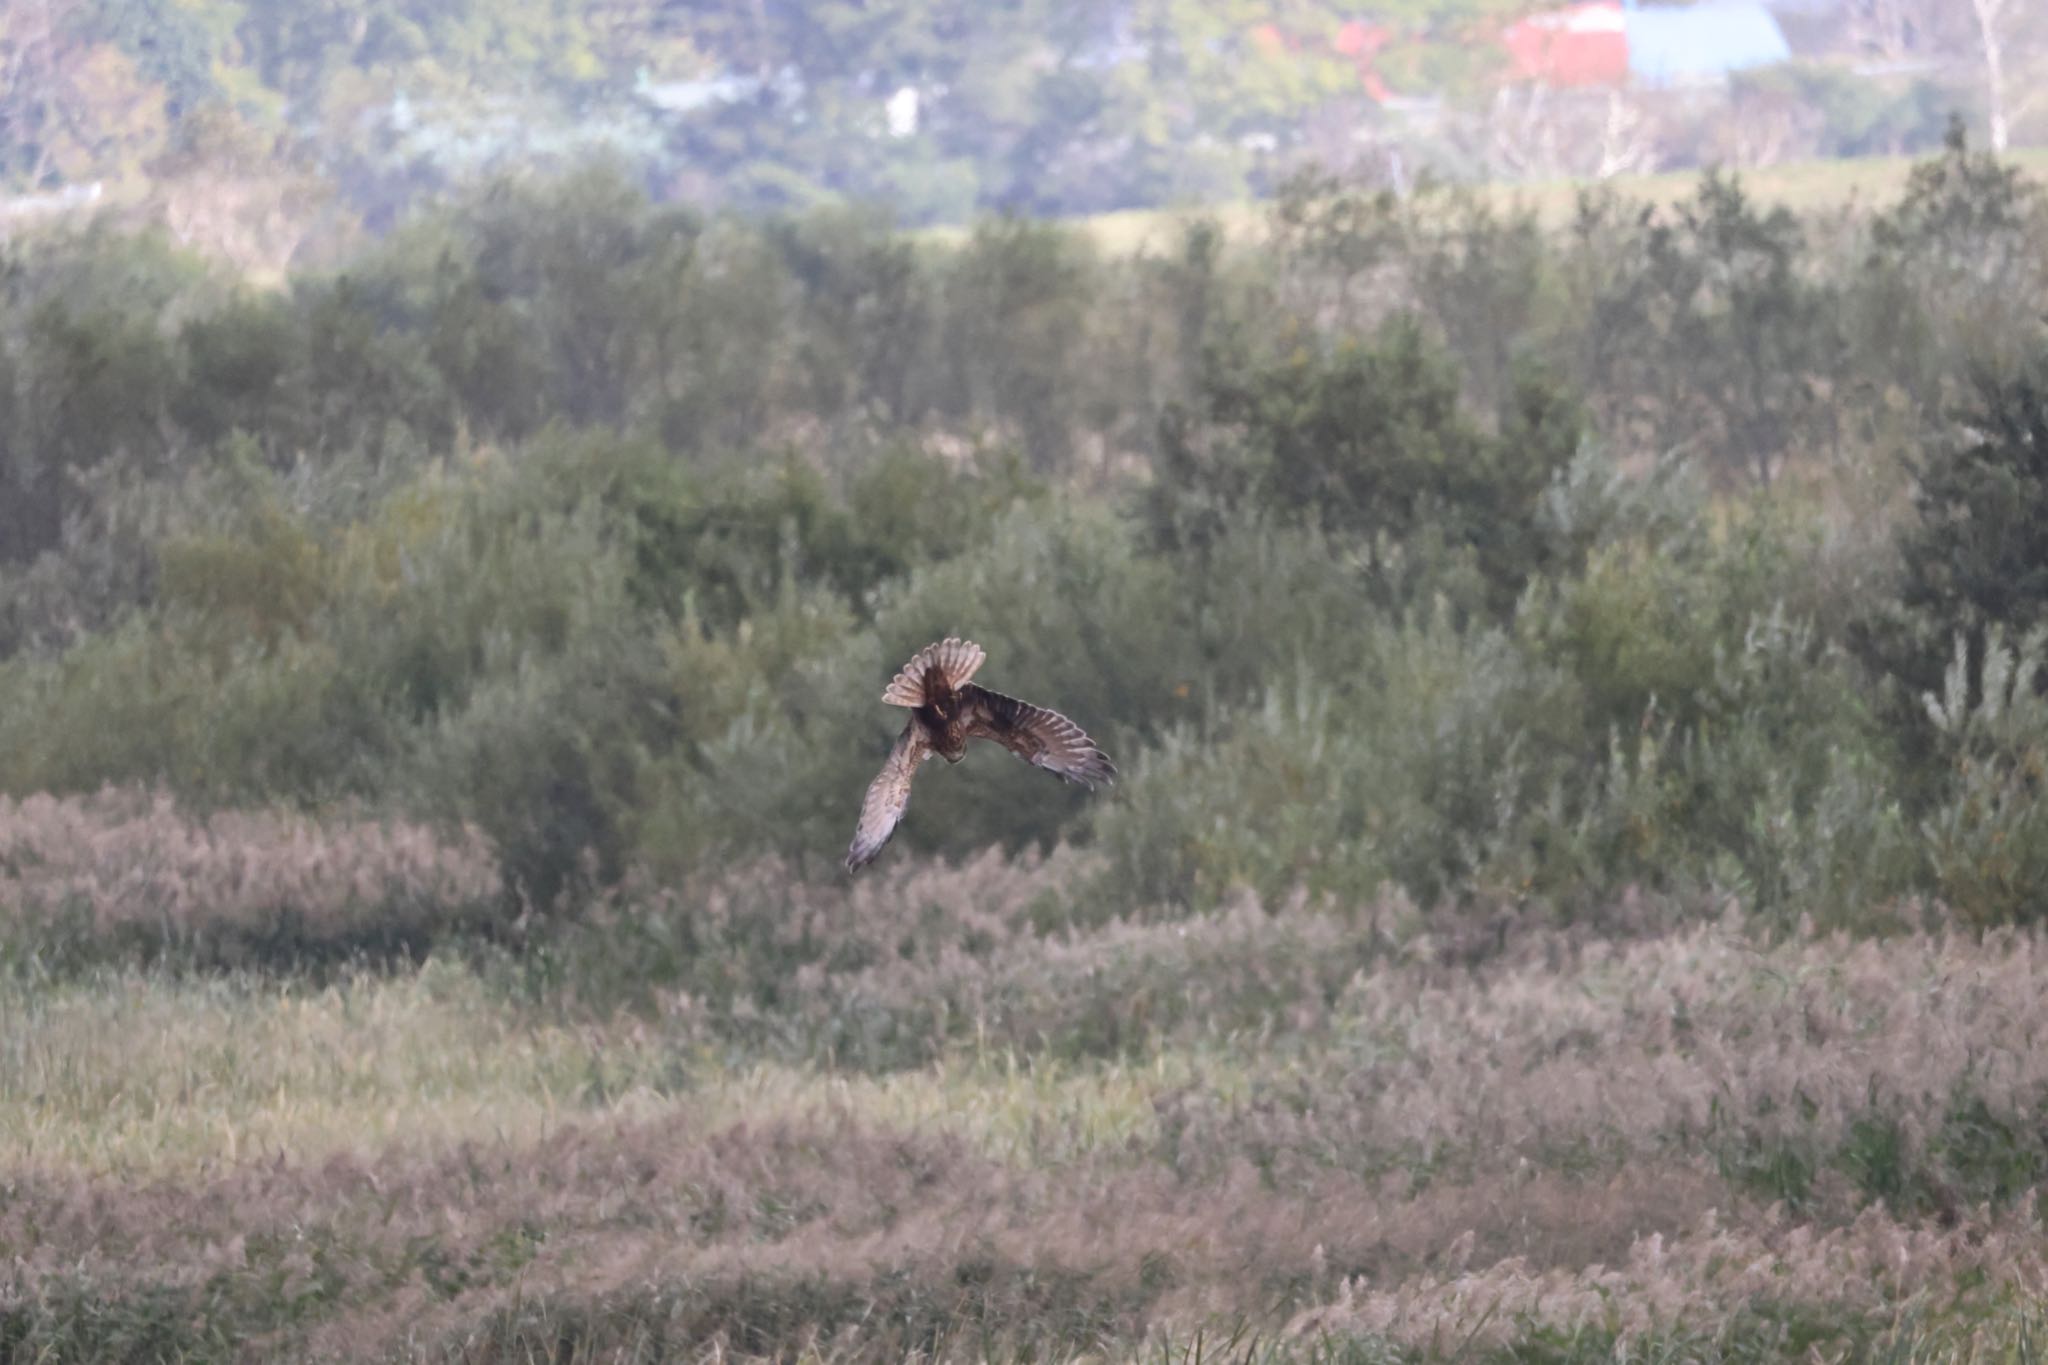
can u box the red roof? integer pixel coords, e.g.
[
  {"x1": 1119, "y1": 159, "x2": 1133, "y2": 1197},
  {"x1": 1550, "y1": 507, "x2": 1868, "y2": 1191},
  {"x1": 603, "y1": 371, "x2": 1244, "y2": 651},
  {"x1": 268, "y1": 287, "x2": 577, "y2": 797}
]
[
  {"x1": 1334, "y1": 19, "x2": 1387, "y2": 59},
  {"x1": 1502, "y1": 1, "x2": 1629, "y2": 87}
]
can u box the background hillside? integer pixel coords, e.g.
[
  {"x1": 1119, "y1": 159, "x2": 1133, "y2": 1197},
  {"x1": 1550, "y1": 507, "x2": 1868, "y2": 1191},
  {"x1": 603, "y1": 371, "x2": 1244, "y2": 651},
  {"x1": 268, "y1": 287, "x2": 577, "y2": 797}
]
[{"x1": 5, "y1": 0, "x2": 2045, "y2": 273}]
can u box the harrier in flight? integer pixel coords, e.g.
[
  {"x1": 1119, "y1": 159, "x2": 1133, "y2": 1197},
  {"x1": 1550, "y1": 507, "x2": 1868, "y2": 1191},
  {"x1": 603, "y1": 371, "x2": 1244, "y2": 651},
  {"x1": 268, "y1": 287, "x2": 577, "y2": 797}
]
[{"x1": 845, "y1": 638, "x2": 1116, "y2": 872}]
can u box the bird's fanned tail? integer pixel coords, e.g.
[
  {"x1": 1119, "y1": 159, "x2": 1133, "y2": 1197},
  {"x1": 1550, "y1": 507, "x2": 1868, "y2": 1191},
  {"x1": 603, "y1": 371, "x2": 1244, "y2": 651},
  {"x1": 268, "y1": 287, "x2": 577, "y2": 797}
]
[{"x1": 880, "y1": 637, "x2": 986, "y2": 707}]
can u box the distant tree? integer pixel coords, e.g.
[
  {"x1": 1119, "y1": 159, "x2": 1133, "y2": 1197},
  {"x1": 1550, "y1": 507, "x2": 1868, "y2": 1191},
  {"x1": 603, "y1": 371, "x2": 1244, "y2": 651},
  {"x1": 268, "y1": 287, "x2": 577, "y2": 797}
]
[
  {"x1": 1573, "y1": 173, "x2": 1839, "y2": 486},
  {"x1": 0, "y1": 0, "x2": 168, "y2": 186},
  {"x1": 1852, "y1": 347, "x2": 2048, "y2": 793},
  {"x1": 1860, "y1": 120, "x2": 2044, "y2": 409},
  {"x1": 1842, "y1": 0, "x2": 1972, "y2": 62},
  {"x1": 1966, "y1": 0, "x2": 2047, "y2": 152},
  {"x1": 1151, "y1": 320, "x2": 1582, "y2": 612},
  {"x1": 0, "y1": 301, "x2": 179, "y2": 563},
  {"x1": 1898, "y1": 355, "x2": 2048, "y2": 654},
  {"x1": 86, "y1": 0, "x2": 217, "y2": 114}
]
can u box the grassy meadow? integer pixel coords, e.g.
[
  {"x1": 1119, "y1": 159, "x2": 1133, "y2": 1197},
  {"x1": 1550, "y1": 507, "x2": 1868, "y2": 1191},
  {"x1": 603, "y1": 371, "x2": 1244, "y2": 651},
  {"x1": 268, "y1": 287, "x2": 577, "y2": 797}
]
[
  {"x1": 12, "y1": 836, "x2": 2048, "y2": 1361},
  {"x1": 7, "y1": 134, "x2": 2048, "y2": 1359}
]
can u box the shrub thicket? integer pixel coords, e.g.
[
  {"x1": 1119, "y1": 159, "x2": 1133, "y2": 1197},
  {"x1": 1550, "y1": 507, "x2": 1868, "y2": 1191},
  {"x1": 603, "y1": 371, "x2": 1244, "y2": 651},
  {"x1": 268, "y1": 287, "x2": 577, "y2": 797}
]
[{"x1": 1, "y1": 140, "x2": 2047, "y2": 956}]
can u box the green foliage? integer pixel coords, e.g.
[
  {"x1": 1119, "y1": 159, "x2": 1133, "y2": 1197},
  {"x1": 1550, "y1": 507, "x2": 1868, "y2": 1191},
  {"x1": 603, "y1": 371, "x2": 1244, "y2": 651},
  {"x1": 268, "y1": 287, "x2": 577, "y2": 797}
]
[
  {"x1": 1859, "y1": 120, "x2": 2047, "y2": 409},
  {"x1": 1731, "y1": 65, "x2": 1953, "y2": 161},
  {"x1": 1107, "y1": 460, "x2": 1932, "y2": 924},
  {"x1": 767, "y1": 207, "x2": 932, "y2": 424},
  {"x1": 935, "y1": 218, "x2": 1098, "y2": 470},
  {"x1": 1855, "y1": 344, "x2": 2048, "y2": 789},
  {"x1": 1405, "y1": 191, "x2": 1553, "y2": 415},
  {"x1": 1918, "y1": 630, "x2": 2048, "y2": 927},
  {"x1": 0, "y1": 302, "x2": 180, "y2": 563},
  {"x1": 7, "y1": 142, "x2": 2048, "y2": 938},
  {"x1": 405, "y1": 629, "x2": 673, "y2": 909},
  {"x1": 1899, "y1": 355, "x2": 2048, "y2": 651},
  {"x1": 1153, "y1": 320, "x2": 1580, "y2": 613},
  {"x1": 1570, "y1": 173, "x2": 1842, "y2": 485},
  {"x1": 1727, "y1": 1086, "x2": 2048, "y2": 1222},
  {"x1": 1098, "y1": 607, "x2": 1580, "y2": 910},
  {"x1": 417, "y1": 167, "x2": 704, "y2": 434}
]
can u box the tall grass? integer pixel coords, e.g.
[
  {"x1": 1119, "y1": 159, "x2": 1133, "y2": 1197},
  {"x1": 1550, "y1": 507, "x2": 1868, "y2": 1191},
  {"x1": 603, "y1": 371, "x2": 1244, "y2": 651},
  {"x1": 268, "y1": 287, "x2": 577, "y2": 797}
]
[
  {"x1": 5, "y1": 897, "x2": 2048, "y2": 1359},
  {"x1": 0, "y1": 788, "x2": 498, "y2": 970}
]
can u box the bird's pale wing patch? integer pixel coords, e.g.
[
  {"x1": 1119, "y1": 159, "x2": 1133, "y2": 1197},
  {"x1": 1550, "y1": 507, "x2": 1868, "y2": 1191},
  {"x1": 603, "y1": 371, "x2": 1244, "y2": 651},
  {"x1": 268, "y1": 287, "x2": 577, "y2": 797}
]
[
  {"x1": 880, "y1": 638, "x2": 986, "y2": 707},
  {"x1": 962, "y1": 686, "x2": 1116, "y2": 789},
  {"x1": 845, "y1": 723, "x2": 932, "y2": 872}
]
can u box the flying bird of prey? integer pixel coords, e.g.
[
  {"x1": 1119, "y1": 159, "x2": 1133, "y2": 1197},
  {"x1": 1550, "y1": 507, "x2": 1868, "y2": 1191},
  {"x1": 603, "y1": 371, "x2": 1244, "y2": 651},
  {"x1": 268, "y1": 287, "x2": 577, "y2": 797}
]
[{"x1": 845, "y1": 638, "x2": 1116, "y2": 872}]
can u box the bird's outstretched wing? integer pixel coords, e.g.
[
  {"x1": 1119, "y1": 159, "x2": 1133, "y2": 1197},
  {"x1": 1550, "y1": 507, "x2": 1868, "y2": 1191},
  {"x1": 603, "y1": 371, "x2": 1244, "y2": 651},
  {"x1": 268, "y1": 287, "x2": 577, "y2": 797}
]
[
  {"x1": 846, "y1": 722, "x2": 933, "y2": 872},
  {"x1": 961, "y1": 685, "x2": 1116, "y2": 788}
]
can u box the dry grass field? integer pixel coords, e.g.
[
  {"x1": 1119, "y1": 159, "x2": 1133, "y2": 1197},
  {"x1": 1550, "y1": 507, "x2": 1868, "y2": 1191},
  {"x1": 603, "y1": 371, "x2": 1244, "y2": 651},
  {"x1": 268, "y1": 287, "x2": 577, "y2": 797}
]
[
  {"x1": 5, "y1": 795, "x2": 2048, "y2": 1362},
  {"x1": 968, "y1": 147, "x2": 2048, "y2": 255}
]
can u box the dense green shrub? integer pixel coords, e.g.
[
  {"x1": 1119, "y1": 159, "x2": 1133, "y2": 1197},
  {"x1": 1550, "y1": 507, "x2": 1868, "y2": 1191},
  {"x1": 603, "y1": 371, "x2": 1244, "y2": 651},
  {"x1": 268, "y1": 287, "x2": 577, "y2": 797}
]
[
  {"x1": 1404, "y1": 191, "x2": 1554, "y2": 416},
  {"x1": 766, "y1": 207, "x2": 933, "y2": 426},
  {"x1": 1569, "y1": 173, "x2": 1842, "y2": 485},
  {"x1": 406, "y1": 166, "x2": 705, "y2": 435},
  {"x1": 1153, "y1": 320, "x2": 1582, "y2": 620},
  {"x1": 0, "y1": 304, "x2": 182, "y2": 565},
  {"x1": 404, "y1": 629, "x2": 675, "y2": 908},
  {"x1": 5, "y1": 143, "x2": 2048, "y2": 934},
  {"x1": 932, "y1": 217, "x2": 1098, "y2": 470},
  {"x1": 1917, "y1": 630, "x2": 2048, "y2": 927},
  {"x1": 1859, "y1": 122, "x2": 2046, "y2": 411},
  {"x1": 1898, "y1": 355, "x2": 2048, "y2": 656},
  {"x1": 1105, "y1": 464, "x2": 1926, "y2": 923},
  {"x1": 1098, "y1": 595, "x2": 1604, "y2": 911},
  {"x1": 1855, "y1": 345, "x2": 2048, "y2": 797}
]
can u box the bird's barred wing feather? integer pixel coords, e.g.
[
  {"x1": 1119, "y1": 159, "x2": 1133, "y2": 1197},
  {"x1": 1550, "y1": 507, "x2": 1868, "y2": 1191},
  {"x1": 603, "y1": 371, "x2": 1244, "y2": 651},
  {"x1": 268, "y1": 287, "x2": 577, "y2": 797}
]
[
  {"x1": 845, "y1": 722, "x2": 932, "y2": 871},
  {"x1": 961, "y1": 685, "x2": 1116, "y2": 788},
  {"x1": 880, "y1": 638, "x2": 986, "y2": 707}
]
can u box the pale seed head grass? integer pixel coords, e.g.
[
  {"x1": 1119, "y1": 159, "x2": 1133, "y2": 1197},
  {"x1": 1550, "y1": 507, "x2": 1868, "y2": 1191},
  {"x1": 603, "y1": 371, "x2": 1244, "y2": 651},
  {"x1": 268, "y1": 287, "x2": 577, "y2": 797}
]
[
  {"x1": 12, "y1": 833, "x2": 2048, "y2": 1359},
  {"x1": 1159, "y1": 912, "x2": 2048, "y2": 1214},
  {"x1": 567, "y1": 851, "x2": 1412, "y2": 1071},
  {"x1": 0, "y1": 1102, "x2": 2026, "y2": 1363},
  {"x1": 1287, "y1": 1198, "x2": 2048, "y2": 1355},
  {"x1": 0, "y1": 786, "x2": 500, "y2": 967},
  {"x1": 0, "y1": 953, "x2": 1221, "y2": 1180}
]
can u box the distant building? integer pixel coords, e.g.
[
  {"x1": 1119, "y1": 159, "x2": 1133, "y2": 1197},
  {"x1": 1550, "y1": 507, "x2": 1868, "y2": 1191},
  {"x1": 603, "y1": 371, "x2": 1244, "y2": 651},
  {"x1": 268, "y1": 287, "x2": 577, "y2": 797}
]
[
  {"x1": 1502, "y1": 2, "x2": 1630, "y2": 87},
  {"x1": 1499, "y1": 0, "x2": 1791, "y2": 88},
  {"x1": 885, "y1": 85, "x2": 920, "y2": 138},
  {"x1": 1622, "y1": 1, "x2": 1793, "y2": 87},
  {"x1": 635, "y1": 67, "x2": 799, "y2": 114},
  {"x1": 1253, "y1": 1, "x2": 1792, "y2": 102}
]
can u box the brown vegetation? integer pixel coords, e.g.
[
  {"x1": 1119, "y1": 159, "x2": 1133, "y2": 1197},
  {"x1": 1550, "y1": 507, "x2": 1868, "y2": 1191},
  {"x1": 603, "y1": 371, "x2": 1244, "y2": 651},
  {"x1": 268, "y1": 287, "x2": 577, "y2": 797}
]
[
  {"x1": 0, "y1": 787, "x2": 499, "y2": 966},
  {"x1": 3, "y1": 1099, "x2": 2039, "y2": 1363},
  {"x1": 7, "y1": 843, "x2": 2048, "y2": 1359}
]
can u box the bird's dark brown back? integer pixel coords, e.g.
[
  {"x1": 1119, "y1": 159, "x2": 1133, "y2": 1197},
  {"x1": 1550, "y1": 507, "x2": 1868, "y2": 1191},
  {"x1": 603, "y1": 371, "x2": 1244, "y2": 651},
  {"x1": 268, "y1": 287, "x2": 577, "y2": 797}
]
[{"x1": 922, "y1": 662, "x2": 954, "y2": 710}]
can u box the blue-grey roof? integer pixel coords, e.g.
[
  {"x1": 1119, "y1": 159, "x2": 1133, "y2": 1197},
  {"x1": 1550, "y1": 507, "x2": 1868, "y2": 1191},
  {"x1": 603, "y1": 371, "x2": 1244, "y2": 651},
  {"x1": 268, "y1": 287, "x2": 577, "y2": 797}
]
[{"x1": 1625, "y1": 1, "x2": 1792, "y2": 86}]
